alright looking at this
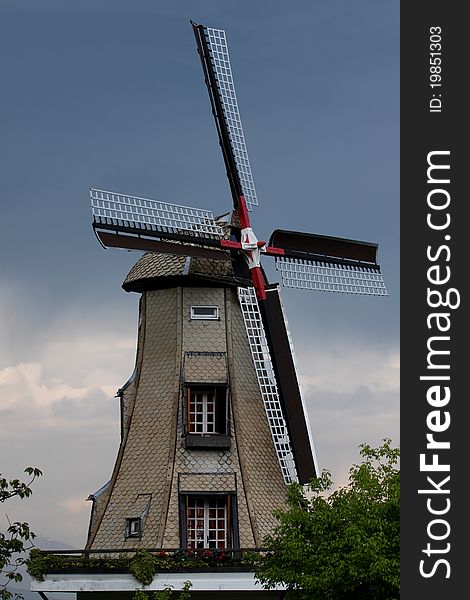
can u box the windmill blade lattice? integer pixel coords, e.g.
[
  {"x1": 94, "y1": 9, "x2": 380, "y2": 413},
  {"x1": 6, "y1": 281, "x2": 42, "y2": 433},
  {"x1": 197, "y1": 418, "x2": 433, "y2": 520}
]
[
  {"x1": 276, "y1": 257, "x2": 388, "y2": 295},
  {"x1": 269, "y1": 228, "x2": 388, "y2": 296},
  {"x1": 238, "y1": 286, "x2": 298, "y2": 484},
  {"x1": 90, "y1": 189, "x2": 225, "y2": 238},
  {"x1": 194, "y1": 24, "x2": 258, "y2": 211}
]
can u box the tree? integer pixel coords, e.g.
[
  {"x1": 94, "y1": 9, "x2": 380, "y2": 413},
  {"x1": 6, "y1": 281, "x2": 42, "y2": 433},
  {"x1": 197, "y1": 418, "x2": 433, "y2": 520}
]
[
  {"x1": 0, "y1": 467, "x2": 42, "y2": 600},
  {"x1": 254, "y1": 440, "x2": 399, "y2": 600}
]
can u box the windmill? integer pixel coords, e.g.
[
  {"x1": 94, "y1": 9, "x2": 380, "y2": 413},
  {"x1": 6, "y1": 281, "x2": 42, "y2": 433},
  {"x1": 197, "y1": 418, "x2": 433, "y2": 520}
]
[{"x1": 84, "y1": 21, "x2": 387, "y2": 554}]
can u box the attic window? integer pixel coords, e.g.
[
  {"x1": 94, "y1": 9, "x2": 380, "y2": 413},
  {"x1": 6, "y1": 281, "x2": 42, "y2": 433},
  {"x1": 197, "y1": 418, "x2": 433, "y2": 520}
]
[
  {"x1": 125, "y1": 517, "x2": 141, "y2": 538},
  {"x1": 190, "y1": 305, "x2": 219, "y2": 320}
]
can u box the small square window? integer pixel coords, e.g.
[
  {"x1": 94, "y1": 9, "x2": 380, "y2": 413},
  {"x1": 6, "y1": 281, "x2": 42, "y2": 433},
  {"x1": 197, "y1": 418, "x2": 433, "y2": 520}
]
[
  {"x1": 125, "y1": 517, "x2": 141, "y2": 538},
  {"x1": 190, "y1": 306, "x2": 219, "y2": 320}
]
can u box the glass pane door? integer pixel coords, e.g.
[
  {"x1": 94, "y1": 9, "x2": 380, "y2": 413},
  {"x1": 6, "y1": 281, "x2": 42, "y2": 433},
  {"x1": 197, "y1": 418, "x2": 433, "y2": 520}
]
[{"x1": 186, "y1": 496, "x2": 227, "y2": 549}]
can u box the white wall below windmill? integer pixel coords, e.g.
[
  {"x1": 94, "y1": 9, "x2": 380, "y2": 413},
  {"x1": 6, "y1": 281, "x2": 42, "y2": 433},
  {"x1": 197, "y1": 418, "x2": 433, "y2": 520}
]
[{"x1": 31, "y1": 571, "x2": 284, "y2": 598}]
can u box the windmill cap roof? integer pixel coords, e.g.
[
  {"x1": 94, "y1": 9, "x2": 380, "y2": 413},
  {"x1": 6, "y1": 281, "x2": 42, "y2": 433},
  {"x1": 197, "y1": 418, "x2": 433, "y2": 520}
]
[{"x1": 123, "y1": 251, "x2": 251, "y2": 293}]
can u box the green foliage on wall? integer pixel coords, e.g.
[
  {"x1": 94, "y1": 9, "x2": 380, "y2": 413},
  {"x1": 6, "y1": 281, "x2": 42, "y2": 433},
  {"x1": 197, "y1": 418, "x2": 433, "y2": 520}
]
[
  {"x1": 133, "y1": 580, "x2": 192, "y2": 599},
  {"x1": 26, "y1": 546, "x2": 245, "y2": 585}
]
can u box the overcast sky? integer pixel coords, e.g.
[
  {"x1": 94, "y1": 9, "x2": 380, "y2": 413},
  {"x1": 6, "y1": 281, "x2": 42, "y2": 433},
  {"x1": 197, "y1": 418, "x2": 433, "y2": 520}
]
[{"x1": 1, "y1": 0, "x2": 399, "y2": 548}]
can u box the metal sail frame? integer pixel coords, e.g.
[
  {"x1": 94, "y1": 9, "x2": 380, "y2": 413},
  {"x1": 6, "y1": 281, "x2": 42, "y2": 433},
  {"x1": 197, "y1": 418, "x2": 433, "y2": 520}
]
[
  {"x1": 238, "y1": 286, "x2": 298, "y2": 484},
  {"x1": 191, "y1": 22, "x2": 257, "y2": 213}
]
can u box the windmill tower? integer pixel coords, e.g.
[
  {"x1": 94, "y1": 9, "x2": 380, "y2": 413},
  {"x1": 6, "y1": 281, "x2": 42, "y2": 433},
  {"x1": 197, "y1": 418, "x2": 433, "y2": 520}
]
[
  {"x1": 31, "y1": 21, "x2": 387, "y2": 598},
  {"x1": 85, "y1": 252, "x2": 308, "y2": 553}
]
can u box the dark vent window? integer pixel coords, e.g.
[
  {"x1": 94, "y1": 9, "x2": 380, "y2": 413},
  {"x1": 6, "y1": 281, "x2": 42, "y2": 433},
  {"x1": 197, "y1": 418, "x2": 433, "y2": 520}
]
[
  {"x1": 125, "y1": 517, "x2": 141, "y2": 538},
  {"x1": 190, "y1": 305, "x2": 219, "y2": 320}
]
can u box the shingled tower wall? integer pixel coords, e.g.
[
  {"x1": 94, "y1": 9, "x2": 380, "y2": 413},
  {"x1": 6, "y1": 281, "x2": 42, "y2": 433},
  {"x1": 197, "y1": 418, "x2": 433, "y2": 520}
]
[{"x1": 85, "y1": 253, "x2": 287, "y2": 551}]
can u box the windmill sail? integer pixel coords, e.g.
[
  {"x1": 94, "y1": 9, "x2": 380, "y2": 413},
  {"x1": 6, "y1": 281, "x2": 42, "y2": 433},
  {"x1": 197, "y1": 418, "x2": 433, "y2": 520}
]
[
  {"x1": 270, "y1": 229, "x2": 388, "y2": 296},
  {"x1": 96, "y1": 230, "x2": 230, "y2": 261},
  {"x1": 91, "y1": 189, "x2": 225, "y2": 238},
  {"x1": 275, "y1": 257, "x2": 387, "y2": 295},
  {"x1": 238, "y1": 286, "x2": 299, "y2": 484},
  {"x1": 90, "y1": 188, "x2": 234, "y2": 260},
  {"x1": 192, "y1": 23, "x2": 258, "y2": 211},
  {"x1": 260, "y1": 285, "x2": 318, "y2": 483}
]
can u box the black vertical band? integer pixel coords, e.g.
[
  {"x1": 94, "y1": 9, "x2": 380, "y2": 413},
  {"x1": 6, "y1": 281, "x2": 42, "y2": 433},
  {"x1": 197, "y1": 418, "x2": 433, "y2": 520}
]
[{"x1": 401, "y1": 3, "x2": 466, "y2": 597}]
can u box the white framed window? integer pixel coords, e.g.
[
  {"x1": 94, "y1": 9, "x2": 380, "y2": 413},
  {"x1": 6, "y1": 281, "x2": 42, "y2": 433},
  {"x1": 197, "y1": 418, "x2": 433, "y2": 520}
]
[
  {"x1": 190, "y1": 305, "x2": 219, "y2": 320},
  {"x1": 186, "y1": 496, "x2": 228, "y2": 550},
  {"x1": 189, "y1": 390, "x2": 216, "y2": 434},
  {"x1": 125, "y1": 517, "x2": 141, "y2": 538},
  {"x1": 184, "y1": 385, "x2": 230, "y2": 448}
]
